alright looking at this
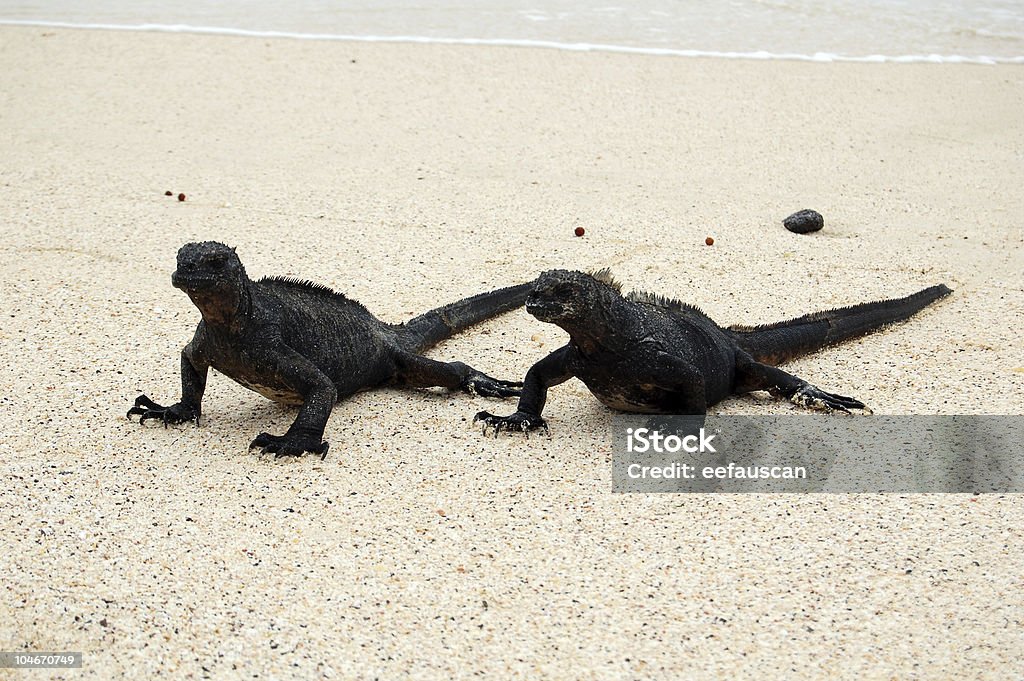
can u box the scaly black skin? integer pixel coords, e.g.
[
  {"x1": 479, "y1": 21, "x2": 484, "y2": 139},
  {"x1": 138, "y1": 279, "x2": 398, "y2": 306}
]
[
  {"x1": 129, "y1": 241, "x2": 531, "y2": 458},
  {"x1": 475, "y1": 269, "x2": 952, "y2": 435}
]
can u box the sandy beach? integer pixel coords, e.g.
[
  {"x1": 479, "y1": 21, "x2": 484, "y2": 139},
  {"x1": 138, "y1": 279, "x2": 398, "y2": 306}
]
[{"x1": 1, "y1": 25, "x2": 1022, "y2": 678}]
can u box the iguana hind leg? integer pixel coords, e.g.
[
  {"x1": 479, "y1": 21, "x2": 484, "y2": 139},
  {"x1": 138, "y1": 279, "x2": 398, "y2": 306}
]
[
  {"x1": 395, "y1": 354, "x2": 522, "y2": 398},
  {"x1": 734, "y1": 353, "x2": 868, "y2": 413}
]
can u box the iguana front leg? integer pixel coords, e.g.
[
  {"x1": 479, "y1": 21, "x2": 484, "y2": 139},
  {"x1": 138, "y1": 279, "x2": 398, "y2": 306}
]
[
  {"x1": 246, "y1": 344, "x2": 337, "y2": 460},
  {"x1": 734, "y1": 352, "x2": 867, "y2": 413},
  {"x1": 128, "y1": 345, "x2": 208, "y2": 427},
  {"x1": 475, "y1": 346, "x2": 574, "y2": 436}
]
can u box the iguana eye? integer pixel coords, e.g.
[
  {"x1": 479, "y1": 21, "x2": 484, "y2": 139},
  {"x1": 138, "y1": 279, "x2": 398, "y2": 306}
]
[
  {"x1": 554, "y1": 283, "x2": 575, "y2": 296},
  {"x1": 206, "y1": 255, "x2": 228, "y2": 270}
]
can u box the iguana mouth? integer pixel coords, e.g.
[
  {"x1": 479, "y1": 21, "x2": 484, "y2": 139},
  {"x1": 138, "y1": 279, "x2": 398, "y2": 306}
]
[
  {"x1": 171, "y1": 271, "x2": 227, "y2": 292},
  {"x1": 525, "y1": 299, "x2": 564, "y2": 320}
]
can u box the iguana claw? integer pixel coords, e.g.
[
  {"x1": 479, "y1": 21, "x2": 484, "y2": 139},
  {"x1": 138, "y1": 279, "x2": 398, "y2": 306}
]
[
  {"x1": 127, "y1": 394, "x2": 200, "y2": 427},
  {"x1": 787, "y1": 385, "x2": 868, "y2": 413},
  {"x1": 249, "y1": 432, "x2": 330, "y2": 460},
  {"x1": 474, "y1": 410, "x2": 549, "y2": 437},
  {"x1": 461, "y1": 374, "x2": 523, "y2": 398}
]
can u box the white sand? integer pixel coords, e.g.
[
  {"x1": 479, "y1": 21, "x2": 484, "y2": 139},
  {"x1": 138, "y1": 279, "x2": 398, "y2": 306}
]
[{"x1": 0, "y1": 26, "x2": 1021, "y2": 678}]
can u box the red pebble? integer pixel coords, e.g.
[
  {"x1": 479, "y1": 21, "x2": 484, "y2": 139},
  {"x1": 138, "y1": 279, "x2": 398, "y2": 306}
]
[
  {"x1": 164, "y1": 190, "x2": 173, "y2": 196},
  {"x1": 705, "y1": 236, "x2": 714, "y2": 246},
  {"x1": 177, "y1": 193, "x2": 186, "y2": 202},
  {"x1": 574, "y1": 227, "x2": 585, "y2": 237}
]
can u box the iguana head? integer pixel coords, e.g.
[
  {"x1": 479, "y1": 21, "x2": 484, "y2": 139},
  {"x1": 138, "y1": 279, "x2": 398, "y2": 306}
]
[
  {"x1": 172, "y1": 241, "x2": 249, "y2": 324},
  {"x1": 526, "y1": 269, "x2": 620, "y2": 325}
]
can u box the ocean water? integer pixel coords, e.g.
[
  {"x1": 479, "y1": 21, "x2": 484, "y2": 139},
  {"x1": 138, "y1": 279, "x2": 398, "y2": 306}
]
[{"x1": 2, "y1": 0, "x2": 1023, "y2": 63}]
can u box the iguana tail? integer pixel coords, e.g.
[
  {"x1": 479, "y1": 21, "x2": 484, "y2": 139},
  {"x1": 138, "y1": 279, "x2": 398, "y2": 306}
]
[
  {"x1": 730, "y1": 284, "x2": 952, "y2": 365},
  {"x1": 397, "y1": 281, "x2": 534, "y2": 352}
]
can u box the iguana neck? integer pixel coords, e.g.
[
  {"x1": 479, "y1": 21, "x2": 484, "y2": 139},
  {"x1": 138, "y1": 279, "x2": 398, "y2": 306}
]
[
  {"x1": 558, "y1": 297, "x2": 637, "y2": 357},
  {"x1": 188, "y1": 279, "x2": 253, "y2": 331}
]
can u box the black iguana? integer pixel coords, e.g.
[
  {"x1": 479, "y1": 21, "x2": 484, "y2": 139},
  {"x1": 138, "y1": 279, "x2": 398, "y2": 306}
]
[
  {"x1": 128, "y1": 241, "x2": 529, "y2": 458},
  {"x1": 475, "y1": 269, "x2": 951, "y2": 434}
]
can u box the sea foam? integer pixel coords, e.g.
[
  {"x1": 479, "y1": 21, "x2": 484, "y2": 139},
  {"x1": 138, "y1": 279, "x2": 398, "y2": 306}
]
[{"x1": 2, "y1": 19, "x2": 1023, "y2": 65}]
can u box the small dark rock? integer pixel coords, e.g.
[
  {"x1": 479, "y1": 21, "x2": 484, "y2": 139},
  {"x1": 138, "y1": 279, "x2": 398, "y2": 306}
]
[{"x1": 783, "y1": 209, "x2": 824, "y2": 234}]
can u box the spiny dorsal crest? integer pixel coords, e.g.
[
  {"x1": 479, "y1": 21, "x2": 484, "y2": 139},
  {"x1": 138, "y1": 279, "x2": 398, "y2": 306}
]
[
  {"x1": 626, "y1": 289, "x2": 688, "y2": 311},
  {"x1": 588, "y1": 268, "x2": 623, "y2": 292},
  {"x1": 587, "y1": 269, "x2": 703, "y2": 314},
  {"x1": 261, "y1": 276, "x2": 350, "y2": 300}
]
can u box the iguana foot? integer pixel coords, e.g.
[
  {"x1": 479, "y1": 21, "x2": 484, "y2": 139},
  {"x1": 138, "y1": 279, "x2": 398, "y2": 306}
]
[
  {"x1": 249, "y1": 432, "x2": 330, "y2": 460},
  {"x1": 461, "y1": 373, "x2": 523, "y2": 398},
  {"x1": 785, "y1": 385, "x2": 867, "y2": 413},
  {"x1": 474, "y1": 410, "x2": 549, "y2": 437},
  {"x1": 127, "y1": 395, "x2": 199, "y2": 427}
]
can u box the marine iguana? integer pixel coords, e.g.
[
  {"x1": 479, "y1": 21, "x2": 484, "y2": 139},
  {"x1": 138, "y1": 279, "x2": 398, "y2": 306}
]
[
  {"x1": 475, "y1": 269, "x2": 952, "y2": 434},
  {"x1": 128, "y1": 241, "x2": 530, "y2": 458}
]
